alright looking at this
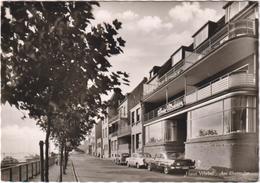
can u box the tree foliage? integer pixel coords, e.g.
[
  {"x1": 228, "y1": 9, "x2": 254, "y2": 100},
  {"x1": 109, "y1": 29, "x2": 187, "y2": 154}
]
[
  {"x1": 1, "y1": 1, "x2": 129, "y2": 118},
  {"x1": 1, "y1": 1, "x2": 129, "y2": 181}
]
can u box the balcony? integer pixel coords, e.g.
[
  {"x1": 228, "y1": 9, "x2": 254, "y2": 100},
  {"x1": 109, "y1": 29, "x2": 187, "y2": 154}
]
[
  {"x1": 108, "y1": 114, "x2": 119, "y2": 124},
  {"x1": 118, "y1": 144, "x2": 130, "y2": 153},
  {"x1": 118, "y1": 126, "x2": 131, "y2": 137},
  {"x1": 186, "y1": 73, "x2": 256, "y2": 104},
  {"x1": 144, "y1": 96, "x2": 185, "y2": 122},
  {"x1": 143, "y1": 19, "x2": 256, "y2": 99},
  {"x1": 109, "y1": 131, "x2": 118, "y2": 138}
]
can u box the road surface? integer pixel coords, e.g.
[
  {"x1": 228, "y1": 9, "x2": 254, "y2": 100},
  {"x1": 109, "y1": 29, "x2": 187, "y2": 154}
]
[{"x1": 70, "y1": 153, "x2": 223, "y2": 182}]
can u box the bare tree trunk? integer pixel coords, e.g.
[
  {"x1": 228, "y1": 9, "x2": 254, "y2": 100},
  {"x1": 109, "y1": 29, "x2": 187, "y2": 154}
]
[
  {"x1": 59, "y1": 140, "x2": 64, "y2": 182},
  {"x1": 63, "y1": 142, "x2": 67, "y2": 174},
  {"x1": 44, "y1": 118, "x2": 51, "y2": 182}
]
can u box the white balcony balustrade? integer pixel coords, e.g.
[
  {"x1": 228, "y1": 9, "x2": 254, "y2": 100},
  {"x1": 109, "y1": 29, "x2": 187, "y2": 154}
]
[{"x1": 185, "y1": 73, "x2": 256, "y2": 104}]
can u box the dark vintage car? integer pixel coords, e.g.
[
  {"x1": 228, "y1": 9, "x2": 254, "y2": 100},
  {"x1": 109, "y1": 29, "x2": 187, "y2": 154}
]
[
  {"x1": 146, "y1": 152, "x2": 195, "y2": 174},
  {"x1": 114, "y1": 153, "x2": 130, "y2": 165}
]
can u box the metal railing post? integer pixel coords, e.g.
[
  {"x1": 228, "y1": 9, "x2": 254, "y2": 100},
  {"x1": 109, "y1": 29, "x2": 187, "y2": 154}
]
[
  {"x1": 9, "y1": 168, "x2": 12, "y2": 181},
  {"x1": 32, "y1": 163, "x2": 34, "y2": 178},
  {"x1": 19, "y1": 166, "x2": 22, "y2": 181},
  {"x1": 26, "y1": 164, "x2": 28, "y2": 181}
]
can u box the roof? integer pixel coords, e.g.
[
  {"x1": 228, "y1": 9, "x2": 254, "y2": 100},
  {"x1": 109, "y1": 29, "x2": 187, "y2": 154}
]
[
  {"x1": 192, "y1": 21, "x2": 216, "y2": 38},
  {"x1": 223, "y1": 1, "x2": 233, "y2": 9}
]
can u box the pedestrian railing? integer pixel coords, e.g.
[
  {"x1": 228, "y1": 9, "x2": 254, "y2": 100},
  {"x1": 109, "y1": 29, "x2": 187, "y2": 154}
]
[{"x1": 1, "y1": 157, "x2": 56, "y2": 181}]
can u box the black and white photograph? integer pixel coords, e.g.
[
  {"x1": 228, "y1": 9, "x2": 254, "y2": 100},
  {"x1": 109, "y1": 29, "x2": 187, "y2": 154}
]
[{"x1": 1, "y1": 1, "x2": 259, "y2": 182}]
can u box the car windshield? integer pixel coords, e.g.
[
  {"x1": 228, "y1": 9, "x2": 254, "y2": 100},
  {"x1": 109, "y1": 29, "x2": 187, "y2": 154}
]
[
  {"x1": 122, "y1": 153, "x2": 129, "y2": 157},
  {"x1": 166, "y1": 152, "x2": 184, "y2": 160},
  {"x1": 143, "y1": 153, "x2": 151, "y2": 158}
]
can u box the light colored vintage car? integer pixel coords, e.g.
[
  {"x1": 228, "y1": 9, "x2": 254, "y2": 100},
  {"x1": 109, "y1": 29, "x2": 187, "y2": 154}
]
[
  {"x1": 126, "y1": 153, "x2": 152, "y2": 168},
  {"x1": 146, "y1": 152, "x2": 195, "y2": 174},
  {"x1": 114, "y1": 153, "x2": 130, "y2": 165}
]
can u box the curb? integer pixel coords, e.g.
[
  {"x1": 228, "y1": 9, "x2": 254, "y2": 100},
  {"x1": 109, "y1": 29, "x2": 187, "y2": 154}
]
[{"x1": 71, "y1": 160, "x2": 80, "y2": 182}]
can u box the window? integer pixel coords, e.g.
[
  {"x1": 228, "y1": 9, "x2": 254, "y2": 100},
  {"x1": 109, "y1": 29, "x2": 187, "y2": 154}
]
[
  {"x1": 123, "y1": 106, "x2": 126, "y2": 116},
  {"x1": 136, "y1": 133, "x2": 141, "y2": 150},
  {"x1": 226, "y1": 2, "x2": 249, "y2": 22},
  {"x1": 145, "y1": 122, "x2": 164, "y2": 144},
  {"x1": 136, "y1": 108, "x2": 140, "y2": 122},
  {"x1": 131, "y1": 111, "x2": 135, "y2": 124},
  {"x1": 188, "y1": 96, "x2": 257, "y2": 139},
  {"x1": 145, "y1": 120, "x2": 179, "y2": 144},
  {"x1": 172, "y1": 49, "x2": 182, "y2": 66},
  {"x1": 190, "y1": 101, "x2": 223, "y2": 138},
  {"x1": 165, "y1": 121, "x2": 177, "y2": 141},
  {"x1": 194, "y1": 25, "x2": 209, "y2": 48},
  {"x1": 224, "y1": 96, "x2": 256, "y2": 133}
]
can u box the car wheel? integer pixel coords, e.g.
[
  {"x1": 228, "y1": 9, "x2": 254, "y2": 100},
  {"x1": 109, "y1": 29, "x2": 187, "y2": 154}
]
[
  {"x1": 136, "y1": 163, "x2": 140, "y2": 169},
  {"x1": 147, "y1": 164, "x2": 152, "y2": 171},
  {"x1": 163, "y1": 167, "x2": 169, "y2": 174}
]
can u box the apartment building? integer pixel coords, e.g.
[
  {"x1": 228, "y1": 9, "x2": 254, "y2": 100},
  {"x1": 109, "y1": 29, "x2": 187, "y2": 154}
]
[
  {"x1": 129, "y1": 78, "x2": 147, "y2": 154},
  {"x1": 107, "y1": 91, "x2": 125, "y2": 158},
  {"x1": 106, "y1": 78, "x2": 147, "y2": 157},
  {"x1": 101, "y1": 118, "x2": 109, "y2": 158},
  {"x1": 142, "y1": 1, "x2": 258, "y2": 171}
]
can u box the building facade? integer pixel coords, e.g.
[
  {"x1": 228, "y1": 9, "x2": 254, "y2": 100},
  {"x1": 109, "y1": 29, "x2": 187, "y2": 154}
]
[
  {"x1": 87, "y1": 1, "x2": 258, "y2": 172},
  {"x1": 101, "y1": 118, "x2": 109, "y2": 158},
  {"x1": 142, "y1": 1, "x2": 258, "y2": 171}
]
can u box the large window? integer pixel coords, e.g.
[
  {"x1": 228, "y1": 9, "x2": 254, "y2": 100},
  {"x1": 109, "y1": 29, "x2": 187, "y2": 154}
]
[
  {"x1": 224, "y1": 96, "x2": 256, "y2": 133},
  {"x1": 194, "y1": 25, "x2": 209, "y2": 48},
  {"x1": 188, "y1": 96, "x2": 256, "y2": 139},
  {"x1": 145, "y1": 122, "x2": 164, "y2": 144},
  {"x1": 145, "y1": 120, "x2": 178, "y2": 144},
  {"x1": 190, "y1": 101, "x2": 223, "y2": 138}
]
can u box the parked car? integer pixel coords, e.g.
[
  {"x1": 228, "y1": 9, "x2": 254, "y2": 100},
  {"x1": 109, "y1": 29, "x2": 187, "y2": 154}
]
[
  {"x1": 146, "y1": 152, "x2": 195, "y2": 174},
  {"x1": 114, "y1": 153, "x2": 130, "y2": 165},
  {"x1": 126, "y1": 153, "x2": 152, "y2": 168}
]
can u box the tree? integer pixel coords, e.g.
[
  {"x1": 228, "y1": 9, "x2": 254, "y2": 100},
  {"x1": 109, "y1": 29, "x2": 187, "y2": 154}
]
[
  {"x1": 49, "y1": 105, "x2": 92, "y2": 181},
  {"x1": 1, "y1": 2, "x2": 128, "y2": 181}
]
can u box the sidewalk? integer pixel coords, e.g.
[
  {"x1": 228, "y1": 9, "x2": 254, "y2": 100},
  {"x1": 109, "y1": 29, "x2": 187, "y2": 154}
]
[
  {"x1": 223, "y1": 172, "x2": 259, "y2": 182},
  {"x1": 31, "y1": 161, "x2": 75, "y2": 182}
]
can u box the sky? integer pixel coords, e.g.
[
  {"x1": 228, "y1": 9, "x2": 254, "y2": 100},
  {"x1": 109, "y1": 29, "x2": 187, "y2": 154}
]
[{"x1": 1, "y1": 1, "x2": 225, "y2": 159}]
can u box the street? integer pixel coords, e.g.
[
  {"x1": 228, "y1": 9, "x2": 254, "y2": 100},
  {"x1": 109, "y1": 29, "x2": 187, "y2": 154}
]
[{"x1": 70, "y1": 153, "x2": 223, "y2": 182}]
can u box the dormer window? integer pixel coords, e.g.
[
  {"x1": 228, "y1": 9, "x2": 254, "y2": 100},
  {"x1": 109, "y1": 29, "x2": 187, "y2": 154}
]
[
  {"x1": 193, "y1": 25, "x2": 209, "y2": 48},
  {"x1": 225, "y1": 1, "x2": 249, "y2": 22},
  {"x1": 171, "y1": 49, "x2": 182, "y2": 66}
]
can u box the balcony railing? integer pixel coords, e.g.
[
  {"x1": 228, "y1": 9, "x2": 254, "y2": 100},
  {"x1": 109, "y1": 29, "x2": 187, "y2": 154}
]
[
  {"x1": 143, "y1": 19, "x2": 256, "y2": 98},
  {"x1": 118, "y1": 126, "x2": 131, "y2": 136},
  {"x1": 1, "y1": 157, "x2": 56, "y2": 181},
  {"x1": 118, "y1": 144, "x2": 130, "y2": 152},
  {"x1": 109, "y1": 131, "x2": 118, "y2": 138},
  {"x1": 185, "y1": 73, "x2": 256, "y2": 104},
  {"x1": 144, "y1": 96, "x2": 185, "y2": 122},
  {"x1": 108, "y1": 114, "x2": 119, "y2": 124}
]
